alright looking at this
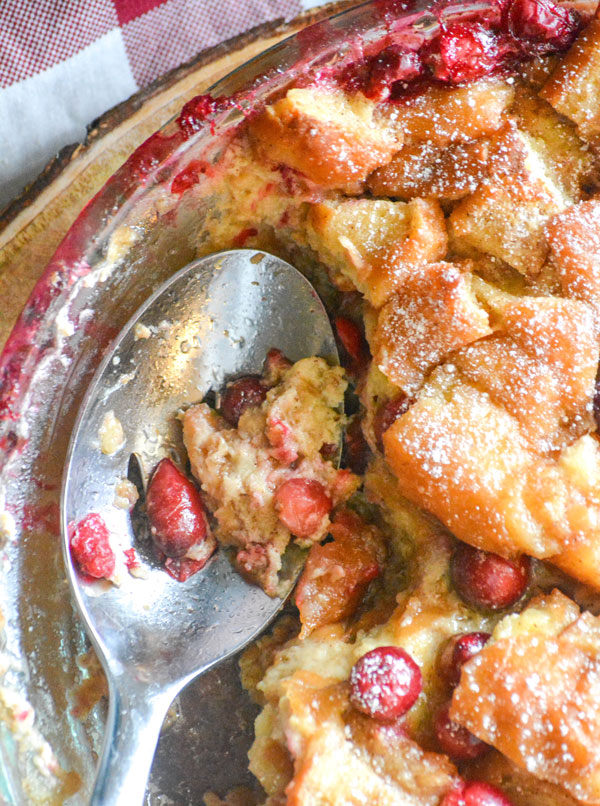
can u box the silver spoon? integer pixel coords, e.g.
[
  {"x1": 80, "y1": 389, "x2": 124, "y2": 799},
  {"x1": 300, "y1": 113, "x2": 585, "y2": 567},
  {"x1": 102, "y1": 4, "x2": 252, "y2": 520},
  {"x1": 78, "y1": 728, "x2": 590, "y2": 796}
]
[{"x1": 61, "y1": 249, "x2": 339, "y2": 805}]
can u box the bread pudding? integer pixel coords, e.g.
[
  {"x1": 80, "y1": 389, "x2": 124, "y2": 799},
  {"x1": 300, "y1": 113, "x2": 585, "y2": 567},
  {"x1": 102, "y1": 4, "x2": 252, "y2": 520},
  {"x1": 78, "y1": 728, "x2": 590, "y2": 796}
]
[{"x1": 69, "y1": 0, "x2": 600, "y2": 802}]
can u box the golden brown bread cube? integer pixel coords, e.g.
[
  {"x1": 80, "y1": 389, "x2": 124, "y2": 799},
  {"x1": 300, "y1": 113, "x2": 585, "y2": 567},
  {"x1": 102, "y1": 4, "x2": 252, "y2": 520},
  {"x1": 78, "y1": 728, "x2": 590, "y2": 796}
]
[
  {"x1": 248, "y1": 87, "x2": 401, "y2": 190},
  {"x1": 547, "y1": 199, "x2": 600, "y2": 332},
  {"x1": 510, "y1": 86, "x2": 592, "y2": 200},
  {"x1": 452, "y1": 590, "x2": 600, "y2": 805},
  {"x1": 541, "y1": 17, "x2": 600, "y2": 141},
  {"x1": 306, "y1": 197, "x2": 447, "y2": 307},
  {"x1": 383, "y1": 295, "x2": 600, "y2": 580},
  {"x1": 382, "y1": 79, "x2": 514, "y2": 147},
  {"x1": 467, "y1": 752, "x2": 582, "y2": 806},
  {"x1": 279, "y1": 672, "x2": 458, "y2": 806},
  {"x1": 449, "y1": 127, "x2": 570, "y2": 275},
  {"x1": 371, "y1": 262, "x2": 491, "y2": 394},
  {"x1": 367, "y1": 139, "x2": 491, "y2": 201}
]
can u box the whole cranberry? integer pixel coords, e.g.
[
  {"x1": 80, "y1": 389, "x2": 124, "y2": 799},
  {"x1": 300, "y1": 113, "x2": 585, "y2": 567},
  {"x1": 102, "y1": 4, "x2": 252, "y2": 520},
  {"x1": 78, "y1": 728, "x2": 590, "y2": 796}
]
[
  {"x1": 435, "y1": 703, "x2": 489, "y2": 761},
  {"x1": 442, "y1": 780, "x2": 514, "y2": 806},
  {"x1": 374, "y1": 394, "x2": 413, "y2": 451},
  {"x1": 432, "y1": 23, "x2": 502, "y2": 83},
  {"x1": 506, "y1": 0, "x2": 581, "y2": 52},
  {"x1": 366, "y1": 46, "x2": 425, "y2": 101},
  {"x1": 350, "y1": 646, "x2": 422, "y2": 721},
  {"x1": 274, "y1": 478, "x2": 332, "y2": 539},
  {"x1": 451, "y1": 543, "x2": 530, "y2": 611},
  {"x1": 439, "y1": 632, "x2": 491, "y2": 688},
  {"x1": 220, "y1": 376, "x2": 266, "y2": 426}
]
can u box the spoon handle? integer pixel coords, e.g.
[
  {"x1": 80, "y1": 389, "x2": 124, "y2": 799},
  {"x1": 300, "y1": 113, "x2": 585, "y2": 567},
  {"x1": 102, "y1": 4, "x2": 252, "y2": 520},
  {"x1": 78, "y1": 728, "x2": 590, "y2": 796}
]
[{"x1": 90, "y1": 678, "x2": 173, "y2": 806}]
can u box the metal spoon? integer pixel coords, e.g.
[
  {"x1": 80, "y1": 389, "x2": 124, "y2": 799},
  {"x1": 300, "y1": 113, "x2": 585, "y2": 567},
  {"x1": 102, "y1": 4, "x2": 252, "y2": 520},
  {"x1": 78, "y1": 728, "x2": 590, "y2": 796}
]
[{"x1": 61, "y1": 250, "x2": 339, "y2": 805}]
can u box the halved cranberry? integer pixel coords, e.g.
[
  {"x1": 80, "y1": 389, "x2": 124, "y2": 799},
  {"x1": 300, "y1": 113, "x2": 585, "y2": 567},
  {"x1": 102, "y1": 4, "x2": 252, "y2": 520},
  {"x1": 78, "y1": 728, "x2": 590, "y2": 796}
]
[
  {"x1": 350, "y1": 646, "x2": 422, "y2": 721},
  {"x1": 164, "y1": 556, "x2": 208, "y2": 582},
  {"x1": 344, "y1": 417, "x2": 371, "y2": 475},
  {"x1": 374, "y1": 394, "x2": 413, "y2": 451},
  {"x1": 506, "y1": 0, "x2": 581, "y2": 52},
  {"x1": 146, "y1": 458, "x2": 210, "y2": 559},
  {"x1": 435, "y1": 703, "x2": 489, "y2": 761},
  {"x1": 334, "y1": 316, "x2": 370, "y2": 372},
  {"x1": 274, "y1": 478, "x2": 332, "y2": 539},
  {"x1": 451, "y1": 544, "x2": 530, "y2": 611},
  {"x1": 442, "y1": 780, "x2": 514, "y2": 806},
  {"x1": 220, "y1": 376, "x2": 266, "y2": 426},
  {"x1": 439, "y1": 632, "x2": 491, "y2": 688},
  {"x1": 431, "y1": 23, "x2": 502, "y2": 83},
  {"x1": 70, "y1": 513, "x2": 116, "y2": 580}
]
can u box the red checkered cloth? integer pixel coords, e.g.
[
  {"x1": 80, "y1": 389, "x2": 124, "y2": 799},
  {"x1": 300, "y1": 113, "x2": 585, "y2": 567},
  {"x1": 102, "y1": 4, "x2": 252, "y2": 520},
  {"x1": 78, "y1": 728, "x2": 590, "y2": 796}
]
[{"x1": 0, "y1": 0, "x2": 322, "y2": 209}]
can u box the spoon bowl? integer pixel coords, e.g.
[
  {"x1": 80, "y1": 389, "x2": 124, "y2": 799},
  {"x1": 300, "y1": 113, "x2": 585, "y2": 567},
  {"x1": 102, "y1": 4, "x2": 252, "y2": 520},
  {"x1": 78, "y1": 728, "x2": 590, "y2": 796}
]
[{"x1": 61, "y1": 249, "x2": 339, "y2": 805}]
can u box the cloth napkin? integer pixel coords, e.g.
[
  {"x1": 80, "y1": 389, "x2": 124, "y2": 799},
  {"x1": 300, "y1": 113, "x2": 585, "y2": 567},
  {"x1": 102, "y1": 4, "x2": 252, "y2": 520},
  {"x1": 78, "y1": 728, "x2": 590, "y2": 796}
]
[{"x1": 0, "y1": 0, "x2": 325, "y2": 210}]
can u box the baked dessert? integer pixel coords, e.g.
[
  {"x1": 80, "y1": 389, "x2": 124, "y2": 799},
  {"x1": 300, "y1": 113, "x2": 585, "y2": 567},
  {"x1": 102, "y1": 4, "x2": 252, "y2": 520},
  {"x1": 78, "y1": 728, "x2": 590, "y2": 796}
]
[
  {"x1": 70, "y1": 0, "x2": 600, "y2": 802},
  {"x1": 179, "y1": 1, "x2": 600, "y2": 803}
]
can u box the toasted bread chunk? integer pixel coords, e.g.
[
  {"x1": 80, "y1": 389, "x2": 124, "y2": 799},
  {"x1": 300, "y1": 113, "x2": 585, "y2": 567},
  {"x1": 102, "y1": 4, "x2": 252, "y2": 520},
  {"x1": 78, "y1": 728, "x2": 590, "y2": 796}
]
[
  {"x1": 383, "y1": 296, "x2": 600, "y2": 575},
  {"x1": 371, "y1": 262, "x2": 492, "y2": 393},
  {"x1": 468, "y1": 752, "x2": 582, "y2": 806},
  {"x1": 248, "y1": 87, "x2": 401, "y2": 190},
  {"x1": 452, "y1": 590, "x2": 600, "y2": 805},
  {"x1": 307, "y1": 198, "x2": 447, "y2": 307},
  {"x1": 547, "y1": 199, "x2": 600, "y2": 331},
  {"x1": 511, "y1": 86, "x2": 592, "y2": 200},
  {"x1": 383, "y1": 80, "x2": 514, "y2": 147},
  {"x1": 367, "y1": 139, "x2": 490, "y2": 201},
  {"x1": 541, "y1": 17, "x2": 600, "y2": 140},
  {"x1": 281, "y1": 673, "x2": 458, "y2": 806},
  {"x1": 450, "y1": 127, "x2": 570, "y2": 275}
]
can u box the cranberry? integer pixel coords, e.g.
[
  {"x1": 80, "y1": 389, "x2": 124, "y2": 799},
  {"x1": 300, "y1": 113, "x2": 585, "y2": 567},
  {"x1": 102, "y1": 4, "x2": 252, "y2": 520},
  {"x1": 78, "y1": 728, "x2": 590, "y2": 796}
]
[
  {"x1": 439, "y1": 632, "x2": 491, "y2": 688},
  {"x1": 220, "y1": 376, "x2": 266, "y2": 426},
  {"x1": 506, "y1": 0, "x2": 581, "y2": 52},
  {"x1": 374, "y1": 394, "x2": 413, "y2": 451},
  {"x1": 451, "y1": 544, "x2": 530, "y2": 611},
  {"x1": 366, "y1": 46, "x2": 425, "y2": 101},
  {"x1": 435, "y1": 703, "x2": 489, "y2": 761},
  {"x1": 164, "y1": 556, "x2": 208, "y2": 582},
  {"x1": 334, "y1": 316, "x2": 369, "y2": 372},
  {"x1": 262, "y1": 348, "x2": 292, "y2": 386},
  {"x1": 274, "y1": 478, "x2": 332, "y2": 539},
  {"x1": 442, "y1": 781, "x2": 514, "y2": 806},
  {"x1": 431, "y1": 23, "x2": 503, "y2": 83},
  {"x1": 350, "y1": 646, "x2": 422, "y2": 721},
  {"x1": 70, "y1": 513, "x2": 116, "y2": 580},
  {"x1": 146, "y1": 458, "x2": 210, "y2": 559},
  {"x1": 344, "y1": 417, "x2": 371, "y2": 475},
  {"x1": 232, "y1": 227, "x2": 258, "y2": 247}
]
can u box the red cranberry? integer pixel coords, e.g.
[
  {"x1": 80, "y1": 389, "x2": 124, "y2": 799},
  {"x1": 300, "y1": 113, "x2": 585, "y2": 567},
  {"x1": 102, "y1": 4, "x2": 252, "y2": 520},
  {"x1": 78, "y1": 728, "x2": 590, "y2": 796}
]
[
  {"x1": 164, "y1": 556, "x2": 208, "y2": 582},
  {"x1": 442, "y1": 780, "x2": 514, "y2": 806},
  {"x1": 435, "y1": 703, "x2": 489, "y2": 761},
  {"x1": 432, "y1": 23, "x2": 503, "y2": 83},
  {"x1": 366, "y1": 46, "x2": 425, "y2": 101},
  {"x1": 506, "y1": 0, "x2": 581, "y2": 52},
  {"x1": 274, "y1": 478, "x2": 332, "y2": 539},
  {"x1": 220, "y1": 376, "x2": 266, "y2": 426},
  {"x1": 440, "y1": 632, "x2": 491, "y2": 688},
  {"x1": 70, "y1": 513, "x2": 116, "y2": 580},
  {"x1": 374, "y1": 394, "x2": 413, "y2": 451},
  {"x1": 334, "y1": 316, "x2": 370, "y2": 372},
  {"x1": 146, "y1": 458, "x2": 211, "y2": 559},
  {"x1": 344, "y1": 417, "x2": 371, "y2": 475},
  {"x1": 350, "y1": 646, "x2": 423, "y2": 721},
  {"x1": 451, "y1": 544, "x2": 530, "y2": 611},
  {"x1": 262, "y1": 348, "x2": 292, "y2": 386}
]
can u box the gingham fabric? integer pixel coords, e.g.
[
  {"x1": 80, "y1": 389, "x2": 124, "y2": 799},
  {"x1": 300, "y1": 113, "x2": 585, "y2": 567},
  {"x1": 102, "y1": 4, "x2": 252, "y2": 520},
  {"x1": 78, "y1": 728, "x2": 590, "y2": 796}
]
[{"x1": 0, "y1": 0, "x2": 325, "y2": 210}]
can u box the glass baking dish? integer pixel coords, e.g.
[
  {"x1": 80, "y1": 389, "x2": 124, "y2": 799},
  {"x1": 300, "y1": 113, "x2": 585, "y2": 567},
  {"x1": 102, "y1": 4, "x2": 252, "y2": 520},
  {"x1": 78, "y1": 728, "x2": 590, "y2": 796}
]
[{"x1": 0, "y1": 0, "x2": 591, "y2": 801}]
